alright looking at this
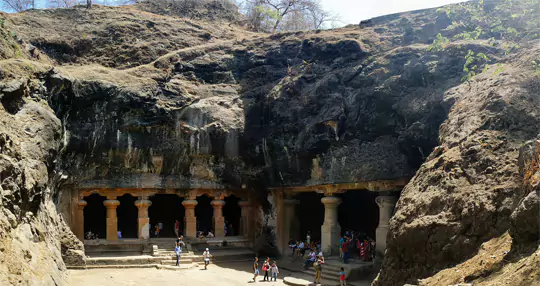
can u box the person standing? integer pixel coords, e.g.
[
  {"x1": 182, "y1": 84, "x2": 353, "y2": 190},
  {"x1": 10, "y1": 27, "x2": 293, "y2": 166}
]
[
  {"x1": 174, "y1": 220, "x2": 180, "y2": 237},
  {"x1": 252, "y1": 257, "x2": 260, "y2": 282},
  {"x1": 262, "y1": 257, "x2": 270, "y2": 281},
  {"x1": 342, "y1": 237, "x2": 351, "y2": 264},
  {"x1": 271, "y1": 261, "x2": 279, "y2": 281},
  {"x1": 175, "y1": 235, "x2": 185, "y2": 266},
  {"x1": 339, "y1": 235, "x2": 345, "y2": 259},
  {"x1": 154, "y1": 224, "x2": 160, "y2": 238},
  {"x1": 203, "y1": 248, "x2": 211, "y2": 270},
  {"x1": 158, "y1": 221, "x2": 164, "y2": 235},
  {"x1": 339, "y1": 267, "x2": 347, "y2": 286},
  {"x1": 313, "y1": 254, "x2": 324, "y2": 285},
  {"x1": 306, "y1": 231, "x2": 311, "y2": 245}
]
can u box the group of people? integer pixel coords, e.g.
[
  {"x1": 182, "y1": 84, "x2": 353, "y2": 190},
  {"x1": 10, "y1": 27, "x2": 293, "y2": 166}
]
[
  {"x1": 252, "y1": 257, "x2": 279, "y2": 282},
  {"x1": 288, "y1": 232, "x2": 322, "y2": 258},
  {"x1": 173, "y1": 235, "x2": 212, "y2": 269},
  {"x1": 339, "y1": 231, "x2": 376, "y2": 264}
]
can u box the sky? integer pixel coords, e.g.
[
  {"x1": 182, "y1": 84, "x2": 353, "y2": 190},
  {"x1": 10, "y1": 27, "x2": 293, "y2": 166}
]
[
  {"x1": 320, "y1": 0, "x2": 468, "y2": 25},
  {"x1": 12, "y1": 0, "x2": 468, "y2": 25}
]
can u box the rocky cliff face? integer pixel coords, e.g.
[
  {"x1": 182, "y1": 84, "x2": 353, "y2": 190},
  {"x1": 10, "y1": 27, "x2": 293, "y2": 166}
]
[
  {"x1": 0, "y1": 65, "x2": 85, "y2": 284},
  {"x1": 0, "y1": 1, "x2": 538, "y2": 285},
  {"x1": 373, "y1": 47, "x2": 540, "y2": 285}
]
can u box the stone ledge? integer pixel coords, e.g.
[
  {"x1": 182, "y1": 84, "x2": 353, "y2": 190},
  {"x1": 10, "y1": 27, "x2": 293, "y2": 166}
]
[{"x1": 283, "y1": 277, "x2": 313, "y2": 286}]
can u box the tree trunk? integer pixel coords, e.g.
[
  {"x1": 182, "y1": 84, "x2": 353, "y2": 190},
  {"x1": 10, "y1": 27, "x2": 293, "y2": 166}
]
[{"x1": 87, "y1": 0, "x2": 92, "y2": 9}]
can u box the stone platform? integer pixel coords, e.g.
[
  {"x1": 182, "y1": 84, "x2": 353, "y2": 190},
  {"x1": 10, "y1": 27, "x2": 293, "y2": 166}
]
[
  {"x1": 278, "y1": 256, "x2": 375, "y2": 286},
  {"x1": 74, "y1": 237, "x2": 255, "y2": 269}
]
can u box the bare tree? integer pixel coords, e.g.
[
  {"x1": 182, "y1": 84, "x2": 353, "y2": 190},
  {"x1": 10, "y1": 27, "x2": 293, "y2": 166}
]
[
  {"x1": 0, "y1": 0, "x2": 34, "y2": 11},
  {"x1": 238, "y1": 0, "x2": 335, "y2": 33},
  {"x1": 47, "y1": 0, "x2": 77, "y2": 8},
  {"x1": 86, "y1": 0, "x2": 91, "y2": 9}
]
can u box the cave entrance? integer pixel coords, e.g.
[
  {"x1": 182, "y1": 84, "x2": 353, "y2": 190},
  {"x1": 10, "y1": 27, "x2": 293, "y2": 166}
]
[
  {"x1": 337, "y1": 190, "x2": 379, "y2": 240},
  {"x1": 149, "y1": 194, "x2": 184, "y2": 238},
  {"x1": 83, "y1": 193, "x2": 106, "y2": 239},
  {"x1": 295, "y1": 192, "x2": 324, "y2": 242},
  {"x1": 196, "y1": 195, "x2": 213, "y2": 234},
  {"x1": 117, "y1": 194, "x2": 138, "y2": 239},
  {"x1": 224, "y1": 195, "x2": 241, "y2": 236}
]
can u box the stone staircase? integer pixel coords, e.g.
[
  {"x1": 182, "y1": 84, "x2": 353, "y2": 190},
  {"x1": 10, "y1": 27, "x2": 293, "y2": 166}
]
[
  {"x1": 71, "y1": 237, "x2": 255, "y2": 270},
  {"x1": 278, "y1": 257, "x2": 374, "y2": 286}
]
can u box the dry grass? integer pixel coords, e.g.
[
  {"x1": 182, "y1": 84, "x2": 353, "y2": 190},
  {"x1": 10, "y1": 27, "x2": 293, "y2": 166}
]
[{"x1": 420, "y1": 232, "x2": 540, "y2": 286}]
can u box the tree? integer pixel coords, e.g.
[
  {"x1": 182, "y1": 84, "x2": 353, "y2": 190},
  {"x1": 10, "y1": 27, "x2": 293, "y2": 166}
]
[
  {"x1": 87, "y1": 0, "x2": 91, "y2": 9},
  {"x1": 238, "y1": 0, "x2": 335, "y2": 33},
  {"x1": 0, "y1": 0, "x2": 34, "y2": 12}
]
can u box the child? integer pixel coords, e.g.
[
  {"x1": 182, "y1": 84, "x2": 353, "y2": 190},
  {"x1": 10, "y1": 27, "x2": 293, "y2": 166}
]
[
  {"x1": 271, "y1": 261, "x2": 279, "y2": 281},
  {"x1": 339, "y1": 267, "x2": 347, "y2": 286},
  {"x1": 203, "y1": 248, "x2": 211, "y2": 270}
]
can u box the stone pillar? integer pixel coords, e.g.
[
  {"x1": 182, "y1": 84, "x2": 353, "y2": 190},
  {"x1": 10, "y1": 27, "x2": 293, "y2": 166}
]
[
  {"x1": 135, "y1": 198, "x2": 152, "y2": 240},
  {"x1": 375, "y1": 195, "x2": 397, "y2": 255},
  {"x1": 283, "y1": 199, "x2": 299, "y2": 252},
  {"x1": 74, "y1": 199, "x2": 87, "y2": 241},
  {"x1": 238, "y1": 201, "x2": 251, "y2": 237},
  {"x1": 211, "y1": 200, "x2": 226, "y2": 237},
  {"x1": 182, "y1": 200, "x2": 198, "y2": 238},
  {"x1": 321, "y1": 196, "x2": 341, "y2": 256},
  {"x1": 103, "y1": 199, "x2": 120, "y2": 241}
]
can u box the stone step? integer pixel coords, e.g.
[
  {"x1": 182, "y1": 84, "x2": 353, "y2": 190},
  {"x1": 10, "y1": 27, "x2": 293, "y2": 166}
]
[
  {"x1": 302, "y1": 268, "x2": 341, "y2": 282},
  {"x1": 160, "y1": 259, "x2": 194, "y2": 265}
]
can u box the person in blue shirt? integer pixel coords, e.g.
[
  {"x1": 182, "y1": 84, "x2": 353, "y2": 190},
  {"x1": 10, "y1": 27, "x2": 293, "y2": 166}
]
[{"x1": 339, "y1": 236, "x2": 345, "y2": 259}]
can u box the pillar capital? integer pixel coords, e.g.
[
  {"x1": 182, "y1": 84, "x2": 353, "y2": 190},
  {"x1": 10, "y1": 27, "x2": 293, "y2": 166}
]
[
  {"x1": 182, "y1": 199, "x2": 198, "y2": 208},
  {"x1": 103, "y1": 199, "x2": 120, "y2": 208},
  {"x1": 210, "y1": 200, "x2": 226, "y2": 207},
  {"x1": 135, "y1": 199, "x2": 152, "y2": 208},
  {"x1": 77, "y1": 199, "x2": 87, "y2": 208},
  {"x1": 375, "y1": 195, "x2": 398, "y2": 208},
  {"x1": 321, "y1": 196, "x2": 341, "y2": 206}
]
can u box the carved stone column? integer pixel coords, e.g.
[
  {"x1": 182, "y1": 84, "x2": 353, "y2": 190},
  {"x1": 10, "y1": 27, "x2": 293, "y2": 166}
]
[
  {"x1": 135, "y1": 198, "x2": 152, "y2": 240},
  {"x1": 321, "y1": 196, "x2": 341, "y2": 256},
  {"x1": 238, "y1": 201, "x2": 251, "y2": 237},
  {"x1": 375, "y1": 195, "x2": 398, "y2": 255},
  {"x1": 75, "y1": 199, "x2": 87, "y2": 241},
  {"x1": 211, "y1": 200, "x2": 226, "y2": 237},
  {"x1": 103, "y1": 199, "x2": 120, "y2": 241},
  {"x1": 182, "y1": 200, "x2": 198, "y2": 238}
]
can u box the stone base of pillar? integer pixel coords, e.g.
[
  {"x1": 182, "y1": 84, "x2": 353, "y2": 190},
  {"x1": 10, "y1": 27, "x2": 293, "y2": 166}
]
[
  {"x1": 376, "y1": 226, "x2": 389, "y2": 255},
  {"x1": 138, "y1": 217, "x2": 150, "y2": 240},
  {"x1": 106, "y1": 218, "x2": 118, "y2": 241},
  {"x1": 321, "y1": 223, "x2": 340, "y2": 256},
  {"x1": 214, "y1": 216, "x2": 225, "y2": 237},
  {"x1": 185, "y1": 216, "x2": 197, "y2": 238}
]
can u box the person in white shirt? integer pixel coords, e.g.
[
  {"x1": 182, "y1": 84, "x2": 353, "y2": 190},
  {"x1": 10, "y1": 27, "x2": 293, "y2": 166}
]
[
  {"x1": 298, "y1": 241, "x2": 305, "y2": 257},
  {"x1": 207, "y1": 230, "x2": 215, "y2": 238},
  {"x1": 271, "y1": 261, "x2": 279, "y2": 281},
  {"x1": 203, "y1": 248, "x2": 211, "y2": 270}
]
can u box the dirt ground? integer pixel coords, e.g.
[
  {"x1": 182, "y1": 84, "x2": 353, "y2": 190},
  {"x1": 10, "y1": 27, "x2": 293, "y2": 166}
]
[{"x1": 68, "y1": 262, "x2": 295, "y2": 286}]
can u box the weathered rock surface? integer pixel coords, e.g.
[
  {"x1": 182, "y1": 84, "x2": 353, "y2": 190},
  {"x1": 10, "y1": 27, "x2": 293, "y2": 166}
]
[
  {"x1": 0, "y1": 67, "x2": 85, "y2": 284},
  {"x1": 374, "y1": 49, "x2": 540, "y2": 285}
]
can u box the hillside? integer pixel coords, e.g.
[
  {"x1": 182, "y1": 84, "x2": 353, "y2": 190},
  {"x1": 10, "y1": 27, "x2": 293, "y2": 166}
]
[{"x1": 0, "y1": 1, "x2": 538, "y2": 285}]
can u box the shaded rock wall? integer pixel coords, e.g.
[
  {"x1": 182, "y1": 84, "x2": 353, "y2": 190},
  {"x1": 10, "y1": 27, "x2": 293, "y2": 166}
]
[
  {"x1": 0, "y1": 73, "x2": 85, "y2": 285},
  {"x1": 374, "y1": 49, "x2": 540, "y2": 285}
]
